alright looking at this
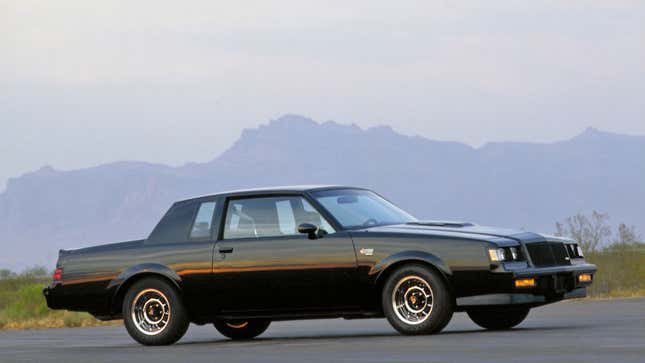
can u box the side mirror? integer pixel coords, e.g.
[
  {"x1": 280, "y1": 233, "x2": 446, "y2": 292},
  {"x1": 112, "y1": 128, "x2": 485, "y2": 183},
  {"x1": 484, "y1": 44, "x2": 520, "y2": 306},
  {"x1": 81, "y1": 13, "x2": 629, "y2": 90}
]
[{"x1": 298, "y1": 223, "x2": 319, "y2": 239}]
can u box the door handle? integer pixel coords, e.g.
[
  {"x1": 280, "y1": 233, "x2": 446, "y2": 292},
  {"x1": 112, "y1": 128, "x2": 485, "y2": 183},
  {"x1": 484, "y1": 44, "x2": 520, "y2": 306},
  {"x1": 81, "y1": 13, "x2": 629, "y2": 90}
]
[{"x1": 219, "y1": 247, "x2": 234, "y2": 254}]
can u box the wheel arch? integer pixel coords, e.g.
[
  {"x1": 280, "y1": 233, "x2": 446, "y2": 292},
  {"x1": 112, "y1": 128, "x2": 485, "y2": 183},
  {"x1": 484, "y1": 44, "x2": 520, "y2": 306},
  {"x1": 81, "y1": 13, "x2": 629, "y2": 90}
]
[
  {"x1": 372, "y1": 251, "x2": 454, "y2": 296},
  {"x1": 108, "y1": 263, "x2": 182, "y2": 315}
]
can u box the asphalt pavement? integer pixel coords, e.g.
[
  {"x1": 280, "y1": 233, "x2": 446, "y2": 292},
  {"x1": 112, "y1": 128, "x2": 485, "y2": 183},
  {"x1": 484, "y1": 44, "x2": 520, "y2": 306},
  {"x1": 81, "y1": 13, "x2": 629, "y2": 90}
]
[{"x1": 1, "y1": 298, "x2": 643, "y2": 363}]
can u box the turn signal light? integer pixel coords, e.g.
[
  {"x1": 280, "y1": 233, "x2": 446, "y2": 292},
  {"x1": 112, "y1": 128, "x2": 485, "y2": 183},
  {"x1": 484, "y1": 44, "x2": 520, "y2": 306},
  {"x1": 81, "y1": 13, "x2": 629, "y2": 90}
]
[
  {"x1": 52, "y1": 268, "x2": 63, "y2": 281},
  {"x1": 578, "y1": 274, "x2": 592, "y2": 283},
  {"x1": 515, "y1": 278, "x2": 536, "y2": 288}
]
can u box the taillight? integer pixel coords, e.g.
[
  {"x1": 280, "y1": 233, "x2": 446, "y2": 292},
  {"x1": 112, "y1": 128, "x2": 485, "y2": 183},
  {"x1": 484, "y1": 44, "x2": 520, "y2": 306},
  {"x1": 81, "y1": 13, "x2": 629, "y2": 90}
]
[{"x1": 52, "y1": 268, "x2": 63, "y2": 281}]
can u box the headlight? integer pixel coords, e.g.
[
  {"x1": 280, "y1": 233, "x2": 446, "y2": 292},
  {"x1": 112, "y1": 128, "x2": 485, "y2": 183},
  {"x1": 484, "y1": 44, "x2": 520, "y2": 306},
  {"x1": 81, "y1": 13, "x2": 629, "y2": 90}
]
[
  {"x1": 488, "y1": 247, "x2": 521, "y2": 262},
  {"x1": 509, "y1": 247, "x2": 519, "y2": 260},
  {"x1": 488, "y1": 248, "x2": 506, "y2": 262}
]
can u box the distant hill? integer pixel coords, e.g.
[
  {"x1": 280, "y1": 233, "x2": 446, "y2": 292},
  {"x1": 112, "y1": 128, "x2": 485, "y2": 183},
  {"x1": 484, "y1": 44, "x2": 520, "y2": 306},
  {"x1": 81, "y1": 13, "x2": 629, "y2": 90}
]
[{"x1": 1, "y1": 115, "x2": 644, "y2": 270}]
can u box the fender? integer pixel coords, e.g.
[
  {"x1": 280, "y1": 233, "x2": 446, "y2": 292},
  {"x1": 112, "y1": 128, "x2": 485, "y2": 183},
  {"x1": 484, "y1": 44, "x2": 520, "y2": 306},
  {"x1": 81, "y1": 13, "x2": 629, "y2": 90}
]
[
  {"x1": 370, "y1": 250, "x2": 452, "y2": 285},
  {"x1": 107, "y1": 263, "x2": 182, "y2": 309}
]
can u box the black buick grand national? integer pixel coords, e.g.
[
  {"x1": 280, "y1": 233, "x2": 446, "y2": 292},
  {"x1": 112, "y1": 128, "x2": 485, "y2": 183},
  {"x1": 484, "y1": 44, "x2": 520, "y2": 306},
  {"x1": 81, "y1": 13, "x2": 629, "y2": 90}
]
[{"x1": 44, "y1": 186, "x2": 596, "y2": 345}]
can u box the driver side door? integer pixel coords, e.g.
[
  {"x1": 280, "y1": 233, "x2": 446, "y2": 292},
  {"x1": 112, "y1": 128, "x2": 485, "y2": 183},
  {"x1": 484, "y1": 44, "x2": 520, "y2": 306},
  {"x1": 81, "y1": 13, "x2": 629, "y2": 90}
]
[{"x1": 213, "y1": 194, "x2": 359, "y2": 314}]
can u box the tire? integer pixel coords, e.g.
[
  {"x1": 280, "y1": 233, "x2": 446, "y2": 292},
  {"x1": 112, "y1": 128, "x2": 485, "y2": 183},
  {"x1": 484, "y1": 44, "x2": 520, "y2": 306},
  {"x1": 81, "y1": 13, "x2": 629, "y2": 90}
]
[
  {"x1": 122, "y1": 277, "x2": 189, "y2": 346},
  {"x1": 467, "y1": 306, "x2": 530, "y2": 330},
  {"x1": 382, "y1": 264, "x2": 453, "y2": 335},
  {"x1": 213, "y1": 319, "x2": 271, "y2": 340}
]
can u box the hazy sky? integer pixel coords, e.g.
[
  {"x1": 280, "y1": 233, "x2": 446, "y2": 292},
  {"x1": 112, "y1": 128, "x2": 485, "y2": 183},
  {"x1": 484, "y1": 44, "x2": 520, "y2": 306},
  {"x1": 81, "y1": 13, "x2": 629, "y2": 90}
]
[{"x1": 1, "y1": 1, "x2": 644, "y2": 191}]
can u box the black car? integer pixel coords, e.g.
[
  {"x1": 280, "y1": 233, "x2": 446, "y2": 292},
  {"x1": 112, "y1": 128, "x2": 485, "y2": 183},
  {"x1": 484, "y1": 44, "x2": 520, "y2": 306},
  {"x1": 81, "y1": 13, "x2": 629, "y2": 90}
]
[{"x1": 44, "y1": 186, "x2": 596, "y2": 345}]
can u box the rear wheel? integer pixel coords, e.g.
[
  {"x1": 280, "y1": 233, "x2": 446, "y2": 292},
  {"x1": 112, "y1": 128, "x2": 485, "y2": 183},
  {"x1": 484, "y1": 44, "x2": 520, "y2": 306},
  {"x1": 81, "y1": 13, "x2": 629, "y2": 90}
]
[
  {"x1": 122, "y1": 277, "x2": 189, "y2": 346},
  {"x1": 213, "y1": 319, "x2": 271, "y2": 340},
  {"x1": 467, "y1": 306, "x2": 530, "y2": 330},
  {"x1": 382, "y1": 264, "x2": 453, "y2": 335}
]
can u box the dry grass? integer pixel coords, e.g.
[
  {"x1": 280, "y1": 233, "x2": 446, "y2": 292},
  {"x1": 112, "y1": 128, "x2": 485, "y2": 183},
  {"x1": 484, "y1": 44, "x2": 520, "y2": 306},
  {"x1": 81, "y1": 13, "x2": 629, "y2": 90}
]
[
  {"x1": 584, "y1": 288, "x2": 645, "y2": 299},
  {"x1": 1, "y1": 313, "x2": 120, "y2": 330}
]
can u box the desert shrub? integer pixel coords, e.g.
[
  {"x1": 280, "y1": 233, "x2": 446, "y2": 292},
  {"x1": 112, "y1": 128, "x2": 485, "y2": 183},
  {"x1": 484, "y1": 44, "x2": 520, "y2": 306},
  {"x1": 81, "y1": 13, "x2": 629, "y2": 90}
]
[
  {"x1": 2, "y1": 283, "x2": 50, "y2": 320},
  {"x1": 586, "y1": 248, "x2": 645, "y2": 297}
]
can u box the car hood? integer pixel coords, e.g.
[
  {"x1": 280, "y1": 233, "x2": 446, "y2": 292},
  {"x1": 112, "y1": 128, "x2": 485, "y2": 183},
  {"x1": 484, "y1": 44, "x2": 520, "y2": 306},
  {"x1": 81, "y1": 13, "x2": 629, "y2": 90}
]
[{"x1": 361, "y1": 221, "x2": 572, "y2": 245}]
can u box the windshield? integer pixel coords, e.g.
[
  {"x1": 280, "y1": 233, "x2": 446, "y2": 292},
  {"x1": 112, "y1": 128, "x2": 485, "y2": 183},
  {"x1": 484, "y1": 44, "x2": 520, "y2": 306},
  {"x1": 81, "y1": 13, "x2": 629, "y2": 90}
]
[{"x1": 311, "y1": 189, "x2": 417, "y2": 229}]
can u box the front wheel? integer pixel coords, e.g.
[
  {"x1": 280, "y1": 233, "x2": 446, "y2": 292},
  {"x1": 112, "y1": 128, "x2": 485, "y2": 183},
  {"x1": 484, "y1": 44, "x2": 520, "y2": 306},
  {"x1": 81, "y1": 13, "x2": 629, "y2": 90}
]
[
  {"x1": 213, "y1": 319, "x2": 271, "y2": 340},
  {"x1": 122, "y1": 277, "x2": 189, "y2": 346},
  {"x1": 467, "y1": 306, "x2": 530, "y2": 330},
  {"x1": 382, "y1": 264, "x2": 453, "y2": 335}
]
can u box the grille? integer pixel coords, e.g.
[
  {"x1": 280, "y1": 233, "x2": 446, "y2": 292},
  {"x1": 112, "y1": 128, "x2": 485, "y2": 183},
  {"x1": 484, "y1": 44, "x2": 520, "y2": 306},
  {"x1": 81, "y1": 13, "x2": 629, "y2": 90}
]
[{"x1": 527, "y1": 242, "x2": 571, "y2": 267}]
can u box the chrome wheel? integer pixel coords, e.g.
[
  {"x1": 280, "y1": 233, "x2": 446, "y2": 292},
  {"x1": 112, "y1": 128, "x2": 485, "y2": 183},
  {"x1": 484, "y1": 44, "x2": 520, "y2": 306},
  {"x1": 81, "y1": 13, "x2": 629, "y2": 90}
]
[
  {"x1": 391, "y1": 275, "x2": 434, "y2": 325},
  {"x1": 131, "y1": 288, "x2": 171, "y2": 336}
]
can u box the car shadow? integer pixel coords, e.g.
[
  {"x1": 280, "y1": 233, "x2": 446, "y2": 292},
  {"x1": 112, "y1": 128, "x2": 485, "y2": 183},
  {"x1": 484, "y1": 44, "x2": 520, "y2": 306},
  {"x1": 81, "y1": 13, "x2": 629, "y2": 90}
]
[{"x1": 171, "y1": 323, "x2": 594, "y2": 347}]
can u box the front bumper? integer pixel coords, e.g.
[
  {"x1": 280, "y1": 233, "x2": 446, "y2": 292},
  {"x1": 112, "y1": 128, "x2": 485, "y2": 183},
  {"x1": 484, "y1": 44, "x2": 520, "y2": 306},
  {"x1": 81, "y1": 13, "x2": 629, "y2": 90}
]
[
  {"x1": 456, "y1": 287, "x2": 586, "y2": 307},
  {"x1": 456, "y1": 262, "x2": 596, "y2": 309}
]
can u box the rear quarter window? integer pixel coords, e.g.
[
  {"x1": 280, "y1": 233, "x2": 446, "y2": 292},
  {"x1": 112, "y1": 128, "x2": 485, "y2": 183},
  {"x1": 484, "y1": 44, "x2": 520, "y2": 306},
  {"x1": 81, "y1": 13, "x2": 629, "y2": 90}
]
[
  {"x1": 189, "y1": 201, "x2": 217, "y2": 239},
  {"x1": 147, "y1": 202, "x2": 198, "y2": 244}
]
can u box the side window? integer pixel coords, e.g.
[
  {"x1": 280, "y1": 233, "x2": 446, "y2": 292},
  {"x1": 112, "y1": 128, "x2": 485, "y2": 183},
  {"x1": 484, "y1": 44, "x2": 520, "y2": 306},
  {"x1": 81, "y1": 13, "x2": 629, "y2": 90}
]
[
  {"x1": 223, "y1": 196, "x2": 335, "y2": 239},
  {"x1": 224, "y1": 197, "x2": 281, "y2": 239},
  {"x1": 189, "y1": 201, "x2": 216, "y2": 239}
]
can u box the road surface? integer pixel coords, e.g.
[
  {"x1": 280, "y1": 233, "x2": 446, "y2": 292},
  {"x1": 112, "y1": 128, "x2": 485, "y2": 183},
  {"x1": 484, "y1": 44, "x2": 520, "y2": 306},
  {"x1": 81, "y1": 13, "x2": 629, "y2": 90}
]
[{"x1": 1, "y1": 298, "x2": 643, "y2": 363}]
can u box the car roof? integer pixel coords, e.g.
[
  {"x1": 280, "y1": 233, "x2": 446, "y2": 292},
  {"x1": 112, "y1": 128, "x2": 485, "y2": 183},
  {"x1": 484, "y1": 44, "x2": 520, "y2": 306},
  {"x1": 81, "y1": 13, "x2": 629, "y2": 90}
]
[{"x1": 176, "y1": 185, "x2": 366, "y2": 204}]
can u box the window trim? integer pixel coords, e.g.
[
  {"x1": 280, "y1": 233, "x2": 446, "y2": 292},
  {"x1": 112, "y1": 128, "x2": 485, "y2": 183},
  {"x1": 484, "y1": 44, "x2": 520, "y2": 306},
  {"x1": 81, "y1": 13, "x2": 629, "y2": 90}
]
[{"x1": 217, "y1": 193, "x2": 338, "y2": 241}]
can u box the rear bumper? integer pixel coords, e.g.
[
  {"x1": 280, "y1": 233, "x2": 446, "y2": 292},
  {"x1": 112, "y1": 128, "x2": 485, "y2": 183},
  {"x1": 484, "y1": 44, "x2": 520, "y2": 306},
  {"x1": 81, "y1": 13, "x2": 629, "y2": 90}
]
[
  {"x1": 456, "y1": 262, "x2": 596, "y2": 309},
  {"x1": 43, "y1": 284, "x2": 65, "y2": 310}
]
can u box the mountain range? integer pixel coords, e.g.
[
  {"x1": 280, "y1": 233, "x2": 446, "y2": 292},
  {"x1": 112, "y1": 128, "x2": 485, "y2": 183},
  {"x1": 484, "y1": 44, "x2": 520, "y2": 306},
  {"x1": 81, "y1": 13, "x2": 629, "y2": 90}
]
[{"x1": 1, "y1": 115, "x2": 644, "y2": 270}]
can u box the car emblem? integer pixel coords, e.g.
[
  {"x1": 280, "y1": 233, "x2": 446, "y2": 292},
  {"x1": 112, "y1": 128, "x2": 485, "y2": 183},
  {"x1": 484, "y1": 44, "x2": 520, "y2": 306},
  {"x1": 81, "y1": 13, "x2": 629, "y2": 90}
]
[{"x1": 359, "y1": 248, "x2": 374, "y2": 256}]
